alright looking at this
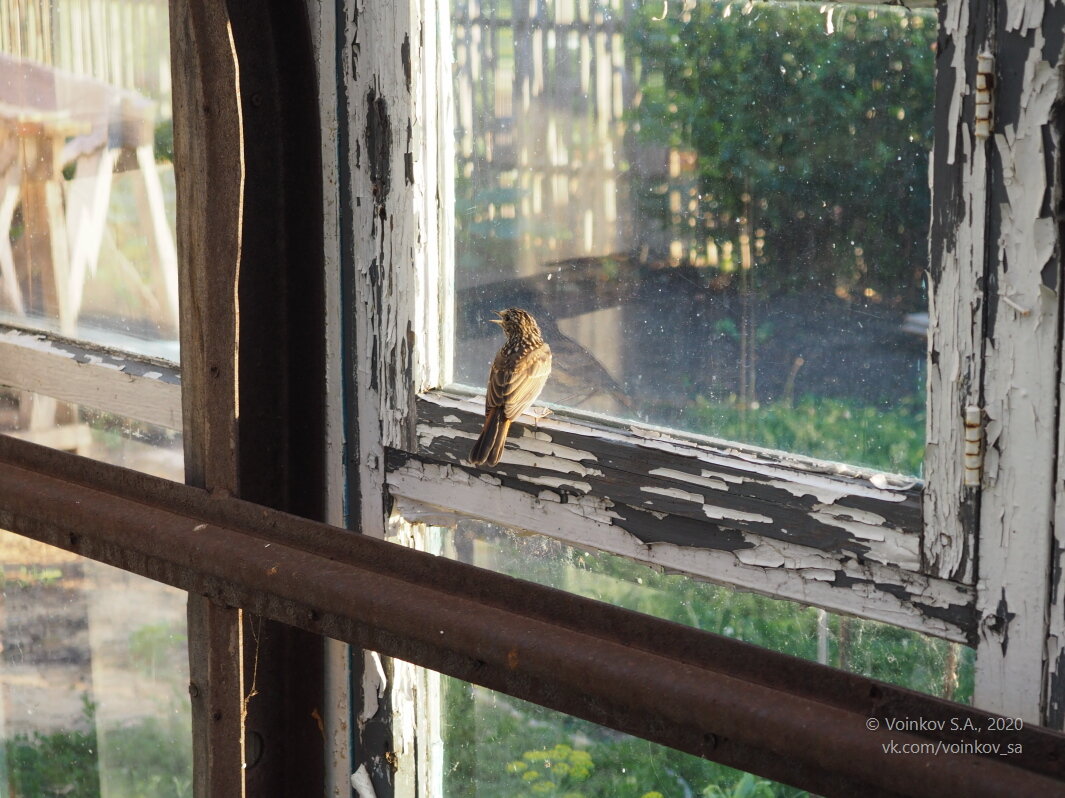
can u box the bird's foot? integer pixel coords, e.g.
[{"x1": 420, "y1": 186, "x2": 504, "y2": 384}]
[{"x1": 529, "y1": 407, "x2": 553, "y2": 429}]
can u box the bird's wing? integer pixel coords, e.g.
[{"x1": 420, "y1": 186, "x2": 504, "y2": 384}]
[{"x1": 486, "y1": 345, "x2": 552, "y2": 420}]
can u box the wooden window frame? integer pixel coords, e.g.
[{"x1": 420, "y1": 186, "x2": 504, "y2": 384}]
[
  {"x1": 2, "y1": 0, "x2": 1065, "y2": 796},
  {"x1": 347, "y1": 0, "x2": 1065, "y2": 731}
]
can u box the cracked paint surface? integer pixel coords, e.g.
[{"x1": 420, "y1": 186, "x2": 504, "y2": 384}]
[{"x1": 391, "y1": 394, "x2": 975, "y2": 642}]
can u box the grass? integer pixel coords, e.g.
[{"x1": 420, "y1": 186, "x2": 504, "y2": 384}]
[
  {"x1": 440, "y1": 523, "x2": 971, "y2": 797},
  {"x1": 687, "y1": 394, "x2": 925, "y2": 476}
]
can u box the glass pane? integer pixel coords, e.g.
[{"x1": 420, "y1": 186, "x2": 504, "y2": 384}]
[
  {"x1": 392, "y1": 518, "x2": 972, "y2": 702},
  {"x1": 0, "y1": 528, "x2": 192, "y2": 798},
  {"x1": 452, "y1": 0, "x2": 933, "y2": 475},
  {"x1": 0, "y1": 1, "x2": 179, "y2": 362},
  {"x1": 440, "y1": 674, "x2": 806, "y2": 798},
  {"x1": 0, "y1": 387, "x2": 182, "y2": 480}
]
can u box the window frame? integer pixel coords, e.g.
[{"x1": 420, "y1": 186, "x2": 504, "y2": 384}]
[
  {"x1": 348, "y1": 0, "x2": 1065, "y2": 731},
  {"x1": 1, "y1": 0, "x2": 1065, "y2": 795},
  {"x1": 372, "y1": 0, "x2": 969, "y2": 638}
]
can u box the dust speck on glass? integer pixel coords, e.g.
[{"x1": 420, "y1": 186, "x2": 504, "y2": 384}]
[{"x1": 452, "y1": 0, "x2": 933, "y2": 476}]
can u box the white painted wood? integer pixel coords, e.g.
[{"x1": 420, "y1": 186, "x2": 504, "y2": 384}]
[
  {"x1": 341, "y1": 0, "x2": 455, "y2": 792},
  {"x1": 388, "y1": 464, "x2": 972, "y2": 642},
  {"x1": 422, "y1": 0, "x2": 455, "y2": 392},
  {"x1": 416, "y1": 392, "x2": 927, "y2": 568},
  {"x1": 924, "y1": 0, "x2": 986, "y2": 585},
  {"x1": 342, "y1": 0, "x2": 424, "y2": 536},
  {"x1": 309, "y1": 0, "x2": 354, "y2": 792},
  {"x1": 974, "y1": 0, "x2": 1064, "y2": 722},
  {"x1": 0, "y1": 326, "x2": 181, "y2": 429}
]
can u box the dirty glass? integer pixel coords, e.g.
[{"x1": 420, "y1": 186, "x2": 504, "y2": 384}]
[
  {"x1": 451, "y1": 0, "x2": 933, "y2": 475},
  {"x1": 436, "y1": 673, "x2": 807, "y2": 798},
  {"x1": 390, "y1": 517, "x2": 973, "y2": 703},
  {"x1": 0, "y1": 530, "x2": 191, "y2": 798},
  {"x1": 0, "y1": 389, "x2": 190, "y2": 797},
  {"x1": 0, "y1": 1, "x2": 179, "y2": 361},
  {"x1": 0, "y1": 386, "x2": 182, "y2": 479}
]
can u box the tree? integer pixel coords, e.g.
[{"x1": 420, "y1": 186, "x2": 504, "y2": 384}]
[{"x1": 627, "y1": 0, "x2": 936, "y2": 305}]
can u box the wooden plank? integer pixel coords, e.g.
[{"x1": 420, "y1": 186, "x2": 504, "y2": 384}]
[
  {"x1": 168, "y1": 0, "x2": 245, "y2": 795},
  {"x1": 308, "y1": 0, "x2": 354, "y2": 789},
  {"x1": 187, "y1": 596, "x2": 245, "y2": 798},
  {"x1": 169, "y1": 0, "x2": 241, "y2": 492},
  {"x1": 414, "y1": 394, "x2": 926, "y2": 566},
  {"x1": 922, "y1": 0, "x2": 991, "y2": 586},
  {"x1": 0, "y1": 325, "x2": 181, "y2": 429},
  {"x1": 389, "y1": 425, "x2": 972, "y2": 643},
  {"x1": 974, "y1": 0, "x2": 1065, "y2": 722},
  {"x1": 341, "y1": 0, "x2": 454, "y2": 791}
]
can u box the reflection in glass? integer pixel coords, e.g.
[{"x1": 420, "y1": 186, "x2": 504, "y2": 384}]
[
  {"x1": 0, "y1": 387, "x2": 182, "y2": 480},
  {"x1": 0, "y1": 1, "x2": 178, "y2": 361},
  {"x1": 393, "y1": 518, "x2": 973, "y2": 703},
  {"x1": 452, "y1": 0, "x2": 932, "y2": 475}
]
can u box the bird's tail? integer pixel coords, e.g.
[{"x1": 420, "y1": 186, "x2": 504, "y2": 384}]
[{"x1": 469, "y1": 410, "x2": 512, "y2": 467}]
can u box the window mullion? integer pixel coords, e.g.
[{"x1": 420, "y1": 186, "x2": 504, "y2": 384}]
[
  {"x1": 924, "y1": 0, "x2": 993, "y2": 587},
  {"x1": 341, "y1": 0, "x2": 439, "y2": 793},
  {"x1": 973, "y1": 0, "x2": 1065, "y2": 723},
  {"x1": 170, "y1": 0, "x2": 246, "y2": 793}
]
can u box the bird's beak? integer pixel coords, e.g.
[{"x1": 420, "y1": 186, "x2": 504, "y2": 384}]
[{"x1": 489, "y1": 310, "x2": 504, "y2": 325}]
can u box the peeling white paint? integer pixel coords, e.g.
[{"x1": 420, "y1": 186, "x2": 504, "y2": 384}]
[
  {"x1": 0, "y1": 325, "x2": 182, "y2": 429},
  {"x1": 760, "y1": 472, "x2": 910, "y2": 505},
  {"x1": 811, "y1": 504, "x2": 887, "y2": 528},
  {"x1": 387, "y1": 461, "x2": 972, "y2": 642},
  {"x1": 702, "y1": 504, "x2": 772, "y2": 525},
  {"x1": 869, "y1": 473, "x2": 918, "y2": 491},
  {"x1": 974, "y1": 0, "x2": 1065, "y2": 724},
  {"x1": 350, "y1": 765, "x2": 378, "y2": 798},
  {"x1": 649, "y1": 467, "x2": 730, "y2": 491},
  {"x1": 641, "y1": 485, "x2": 704, "y2": 504},
  {"x1": 517, "y1": 474, "x2": 593, "y2": 493},
  {"x1": 359, "y1": 651, "x2": 388, "y2": 724},
  {"x1": 925, "y1": 0, "x2": 987, "y2": 584}
]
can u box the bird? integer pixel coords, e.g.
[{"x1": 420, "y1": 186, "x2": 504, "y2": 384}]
[{"x1": 469, "y1": 308, "x2": 553, "y2": 467}]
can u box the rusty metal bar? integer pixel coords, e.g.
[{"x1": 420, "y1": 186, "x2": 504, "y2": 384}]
[{"x1": 0, "y1": 435, "x2": 1062, "y2": 798}]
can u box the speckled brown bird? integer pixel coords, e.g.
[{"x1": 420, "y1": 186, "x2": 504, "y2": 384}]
[{"x1": 469, "y1": 308, "x2": 553, "y2": 467}]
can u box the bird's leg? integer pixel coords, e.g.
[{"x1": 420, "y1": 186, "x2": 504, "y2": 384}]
[{"x1": 528, "y1": 406, "x2": 553, "y2": 429}]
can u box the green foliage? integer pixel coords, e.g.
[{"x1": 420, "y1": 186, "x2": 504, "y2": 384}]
[
  {"x1": 628, "y1": 0, "x2": 935, "y2": 302},
  {"x1": 8, "y1": 696, "x2": 100, "y2": 798},
  {"x1": 1, "y1": 566, "x2": 63, "y2": 588},
  {"x1": 128, "y1": 621, "x2": 187, "y2": 680},
  {"x1": 154, "y1": 119, "x2": 174, "y2": 164},
  {"x1": 688, "y1": 394, "x2": 925, "y2": 475},
  {"x1": 503, "y1": 743, "x2": 595, "y2": 796},
  {"x1": 102, "y1": 711, "x2": 192, "y2": 798},
  {"x1": 443, "y1": 521, "x2": 973, "y2": 798},
  {"x1": 703, "y1": 773, "x2": 776, "y2": 798},
  {"x1": 6, "y1": 692, "x2": 192, "y2": 798},
  {"x1": 446, "y1": 680, "x2": 809, "y2": 798}
]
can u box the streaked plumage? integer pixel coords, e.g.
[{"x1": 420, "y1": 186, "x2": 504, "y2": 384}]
[{"x1": 469, "y1": 308, "x2": 552, "y2": 467}]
